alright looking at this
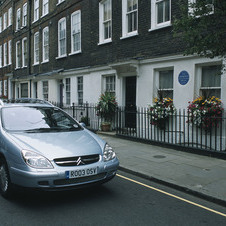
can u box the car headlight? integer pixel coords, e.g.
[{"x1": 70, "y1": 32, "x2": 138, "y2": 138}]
[
  {"x1": 22, "y1": 150, "x2": 53, "y2": 169},
  {"x1": 103, "y1": 144, "x2": 116, "y2": 162}
]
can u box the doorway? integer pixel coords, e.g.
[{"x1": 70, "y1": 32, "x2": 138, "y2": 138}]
[{"x1": 125, "y1": 76, "x2": 136, "y2": 128}]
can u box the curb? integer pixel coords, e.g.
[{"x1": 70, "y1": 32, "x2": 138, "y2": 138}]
[{"x1": 118, "y1": 166, "x2": 226, "y2": 208}]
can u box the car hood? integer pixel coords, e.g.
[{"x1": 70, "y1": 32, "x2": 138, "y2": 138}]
[{"x1": 8, "y1": 130, "x2": 103, "y2": 160}]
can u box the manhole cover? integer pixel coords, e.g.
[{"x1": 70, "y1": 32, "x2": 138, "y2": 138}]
[{"x1": 153, "y1": 155, "x2": 166, "y2": 159}]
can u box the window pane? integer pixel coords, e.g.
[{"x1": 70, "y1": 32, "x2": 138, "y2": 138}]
[
  {"x1": 201, "y1": 65, "x2": 221, "y2": 87},
  {"x1": 159, "y1": 70, "x2": 173, "y2": 89},
  {"x1": 157, "y1": 2, "x2": 164, "y2": 24}
]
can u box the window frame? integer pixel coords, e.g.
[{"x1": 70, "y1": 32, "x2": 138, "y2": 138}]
[
  {"x1": 42, "y1": 81, "x2": 49, "y2": 101},
  {"x1": 8, "y1": 7, "x2": 12, "y2": 27},
  {"x1": 0, "y1": 17, "x2": 2, "y2": 33},
  {"x1": 155, "y1": 68, "x2": 174, "y2": 100},
  {"x1": 199, "y1": 64, "x2": 221, "y2": 98},
  {"x1": 42, "y1": 26, "x2": 49, "y2": 63},
  {"x1": 34, "y1": 0, "x2": 39, "y2": 22},
  {"x1": 188, "y1": 0, "x2": 214, "y2": 16},
  {"x1": 3, "y1": 42, "x2": 7, "y2": 67},
  {"x1": 104, "y1": 75, "x2": 116, "y2": 95},
  {"x1": 34, "y1": 32, "x2": 40, "y2": 65},
  {"x1": 42, "y1": 0, "x2": 49, "y2": 17},
  {"x1": 16, "y1": 41, "x2": 21, "y2": 69},
  {"x1": 16, "y1": 8, "x2": 21, "y2": 30},
  {"x1": 150, "y1": 0, "x2": 171, "y2": 31},
  {"x1": 121, "y1": 0, "x2": 138, "y2": 39},
  {"x1": 22, "y1": 37, "x2": 28, "y2": 67},
  {"x1": 65, "y1": 78, "x2": 71, "y2": 105},
  {"x1": 8, "y1": 40, "x2": 12, "y2": 65},
  {"x1": 3, "y1": 12, "x2": 8, "y2": 30},
  {"x1": 99, "y1": 0, "x2": 112, "y2": 44},
  {"x1": 70, "y1": 10, "x2": 81, "y2": 54},
  {"x1": 22, "y1": 3, "x2": 28, "y2": 27},
  {"x1": 58, "y1": 17, "x2": 67, "y2": 58},
  {"x1": 0, "y1": 45, "x2": 2, "y2": 68},
  {"x1": 77, "y1": 76, "x2": 83, "y2": 105}
]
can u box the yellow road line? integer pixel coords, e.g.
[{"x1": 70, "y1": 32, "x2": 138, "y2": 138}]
[{"x1": 117, "y1": 174, "x2": 226, "y2": 218}]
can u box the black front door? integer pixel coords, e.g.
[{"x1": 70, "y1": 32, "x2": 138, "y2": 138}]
[{"x1": 125, "y1": 76, "x2": 136, "y2": 128}]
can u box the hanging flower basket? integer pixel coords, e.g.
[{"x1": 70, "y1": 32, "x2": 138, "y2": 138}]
[
  {"x1": 187, "y1": 96, "x2": 224, "y2": 130},
  {"x1": 148, "y1": 97, "x2": 176, "y2": 130}
]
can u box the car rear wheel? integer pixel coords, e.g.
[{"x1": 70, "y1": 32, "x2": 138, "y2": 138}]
[{"x1": 0, "y1": 159, "x2": 13, "y2": 198}]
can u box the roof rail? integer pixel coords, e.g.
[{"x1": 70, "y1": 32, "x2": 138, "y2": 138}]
[{"x1": 5, "y1": 98, "x2": 54, "y2": 106}]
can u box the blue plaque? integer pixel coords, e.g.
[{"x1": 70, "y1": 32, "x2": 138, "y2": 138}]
[{"x1": 178, "y1": 71, "x2": 189, "y2": 85}]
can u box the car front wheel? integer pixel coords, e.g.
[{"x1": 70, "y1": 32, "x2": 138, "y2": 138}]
[{"x1": 0, "y1": 159, "x2": 13, "y2": 198}]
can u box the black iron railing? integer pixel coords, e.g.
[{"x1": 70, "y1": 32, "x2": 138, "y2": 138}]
[{"x1": 60, "y1": 103, "x2": 226, "y2": 153}]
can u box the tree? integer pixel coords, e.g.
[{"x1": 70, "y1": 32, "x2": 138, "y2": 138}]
[{"x1": 173, "y1": 0, "x2": 226, "y2": 59}]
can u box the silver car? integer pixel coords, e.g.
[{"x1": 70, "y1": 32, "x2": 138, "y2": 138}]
[{"x1": 0, "y1": 99, "x2": 119, "y2": 198}]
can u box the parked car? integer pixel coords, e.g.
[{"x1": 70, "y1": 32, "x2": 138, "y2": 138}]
[{"x1": 0, "y1": 98, "x2": 119, "y2": 198}]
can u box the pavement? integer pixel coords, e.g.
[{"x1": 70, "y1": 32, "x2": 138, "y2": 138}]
[{"x1": 97, "y1": 132, "x2": 226, "y2": 206}]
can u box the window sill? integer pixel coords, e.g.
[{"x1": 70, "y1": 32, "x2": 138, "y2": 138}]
[
  {"x1": 69, "y1": 50, "x2": 82, "y2": 56},
  {"x1": 41, "y1": 13, "x2": 48, "y2": 18},
  {"x1": 56, "y1": 54, "x2": 67, "y2": 60},
  {"x1": 120, "y1": 31, "x2": 138, "y2": 40},
  {"x1": 33, "y1": 62, "x2": 39, "y2": 66},
  {"x1": 98, "y1": 39, "x2": 112, "y2": 46},
  {"x1": 149, "y1": 23, "x2": 172, "y2": 32},
  {"x1": 56, "y1": 1, "x2": 65, "y2": 6},
  {"x1": 41, "y1": 60, "x2": 49, "y2": 64}
]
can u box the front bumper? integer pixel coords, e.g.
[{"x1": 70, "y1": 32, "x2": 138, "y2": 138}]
[{"x1": 10, "y1": 157, "x2": 119, "y2": 190}]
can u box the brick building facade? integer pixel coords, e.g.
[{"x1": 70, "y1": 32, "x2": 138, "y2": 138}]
[{"x1": 0, "y1": 0, "x2": 225, "y2": 111}]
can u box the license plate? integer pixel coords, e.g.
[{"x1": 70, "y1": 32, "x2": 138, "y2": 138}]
[{"x1": 66, "y1": 167, "x2": 98, "y2": 179}]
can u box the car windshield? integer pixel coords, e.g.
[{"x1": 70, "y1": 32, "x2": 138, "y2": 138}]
[{"x1": 1, "y1": 106, "x2": 81, "y2": 132}]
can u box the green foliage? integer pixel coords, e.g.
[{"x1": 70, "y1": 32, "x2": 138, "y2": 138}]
[
  {"x1": 96, "y1": 92, "x2": 118, "y2": 123},
  {"x1": 173, "y1": 0, "x2": 226, "y2": 58}
]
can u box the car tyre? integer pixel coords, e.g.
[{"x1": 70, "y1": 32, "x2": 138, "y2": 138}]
[{"x1": 0, "y1": 159, "x2": 13, "y2": 198}]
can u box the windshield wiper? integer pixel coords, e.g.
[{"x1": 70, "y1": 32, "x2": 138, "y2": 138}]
[{"x1": 25, "y1": 128, "x2": 61, "y2": 133}]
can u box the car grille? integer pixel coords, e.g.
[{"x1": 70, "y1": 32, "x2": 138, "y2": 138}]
[
  {"x1": 54, "y1": 173, "x2": 107, "y2": 185},
  {"x1": 54, "y1": 154, "x2": 100, "y2": 166}
]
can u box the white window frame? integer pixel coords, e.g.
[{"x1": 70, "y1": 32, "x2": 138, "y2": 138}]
[
  {"x1": 16, "y1": 41, "x2": 21, "y2": 69},
  {"x1": 70, "y1": 10, "x2": 81, "y2": 55},
  {"x1": 22, "y1": 38, "x2": 28, "y2": 67},
  {"x1": 4, "y1": 80, "x2": 7, "y2": 97},
  {"x1": 104, "y1": 75, "x2": 116, "y2": 95},
  {"x1": 58, "y1": 17, "x2": 67, "y2": 58},
  {"x1": 65, "y1": 78, "x2": 71, "y2": 105},
  {"x1": 8, "y1": 40, "x2": 12, "y2": 65},
  {"x1": 57, "y1": 0, "x2": 65, "y2": 5},
  {"x1": 121, "y1": 0, "x2": 138, "y2": 39},
  {"x1": 42, "y1": 26, "x2": 49, "y2": 63},
  {"x1": 16, "y1": 8, "x2": 21, "y2": 30},
  {"x1": 42, "y1": 81, "x2": 49, "y2": 101},
  {"x1": 42, "y1": 0, "x2": 49, "y2": 17},
  {"x1": 3, "y1": 12, "x2": 7, "y2": 30},
  {"x1": 3, "y1": 43, "x2": 7, "y2": 67},
  {"x1": 34, "y1": 32, "x2": 39, "y2": 65},
  {"x1": 8, "y1": 7, "x2": 12, "y2": 27},
  {"x1": 22, "y1": 3, "x2": 28, "y2": 27},
  {"x1": 0, "y1": 17, "x2": 2, "y2": 33},
  {"x1": 188, "y1": 0, "x2": 214, "y2": 16},
  {"x1": 154, "y1": 68, "x2": 174, "y2": 100},
  {"x1": 0, "y1": 81, "x2": 2, "y2": 97},
  {"x1": 99, "y1": 0, "x2": 112, "y2": 44},
  {"x1": 150, "y1": 0, "x2": 171, "y2": 31},
  {"x1": 77, "y1": 76, "x2": 83, "y2": 105},
  {"x1": 34, "y1": 0, "x2": 39, "y2": 22},
  {"x1": 195, "y1": 64, "x2": 222, "y2": 98},
  {"x1": 0, "y1": 45, "x2": 2, "y2": 68}
]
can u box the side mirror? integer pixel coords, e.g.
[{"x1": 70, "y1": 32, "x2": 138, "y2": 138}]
[{"x1": 79, "y1": 122, "x2": 86, "y2": 128}]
